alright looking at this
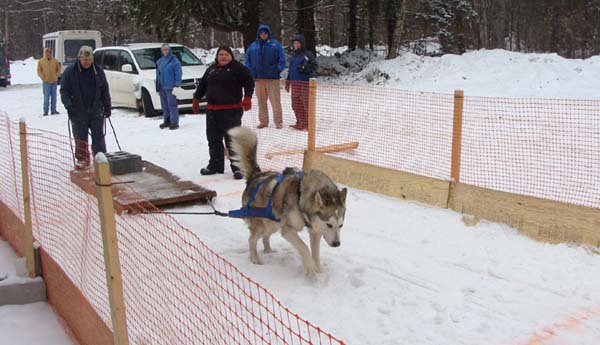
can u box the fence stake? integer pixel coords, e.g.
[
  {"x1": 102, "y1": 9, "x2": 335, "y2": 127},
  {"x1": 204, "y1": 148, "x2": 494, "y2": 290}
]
[
  {"x1": 308, "y1": 78, "x2": 317, "y2": 151},
  {"x1": 18, "y1": 120, "x2": 36, "y2": 278},
  {"x1": 451, "y1": 90, "x2": 465, "y2": 183},
  {"x1": 94, "y1": 153, "x2": 129, "y2": 345}
]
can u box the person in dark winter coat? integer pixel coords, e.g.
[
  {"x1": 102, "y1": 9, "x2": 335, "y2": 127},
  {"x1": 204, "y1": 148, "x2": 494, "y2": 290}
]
[
  {"x1": 192, "y1": 45, "x2": 254, "y2": 179},
  {"x1": 156, "y1": 43, "x2": 183, "y2": 130},
  {"x1": 244, "y1": 24, "x2": 286, "y2": 129},
  {"x1": 285, "y1": 34, "x2": 318, "y2": 130},
  {"x1": 60, "y1": 45, "x2": 111, "y2": 169}
]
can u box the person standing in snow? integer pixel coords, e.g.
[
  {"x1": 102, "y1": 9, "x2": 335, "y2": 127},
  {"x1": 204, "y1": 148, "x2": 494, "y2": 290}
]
[
  {"x1": 192, "y1": 45, "x2": 254, "y2": 179},
  {"x1": 244, "y1": 24, "x2": 286, "y2": 129},
  {"x1": 156, "y1": 43, "x2": 183, "y2": 130},
  {"x1": 60, "y1": 45, "x2": 111, "y2": 169},
  {"x1": 285, "y1": 34, "x2": 318, "y2": 131},
  {"x1": 37, "y1": 47, "x2": 61, "y2": 116}
]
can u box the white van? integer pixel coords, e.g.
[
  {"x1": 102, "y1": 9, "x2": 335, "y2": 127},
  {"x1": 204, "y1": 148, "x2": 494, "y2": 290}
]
[
  {"x1": 42, "y1": 30, "x2": 102, "y2": 72},
  {"x1": 93, "y1": 44, "x2": 207, "y2": 117}
]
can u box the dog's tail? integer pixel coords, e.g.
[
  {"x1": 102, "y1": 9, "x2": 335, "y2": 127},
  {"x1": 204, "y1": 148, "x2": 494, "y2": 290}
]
[{"x1": 228, "y1": 126, "x2": 261, "y2": 180}]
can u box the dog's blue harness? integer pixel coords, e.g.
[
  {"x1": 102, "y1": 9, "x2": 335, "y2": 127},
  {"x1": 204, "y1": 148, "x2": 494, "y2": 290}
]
[{"x1": 228, "y1": 172, "x2": 303, "y2": 221}]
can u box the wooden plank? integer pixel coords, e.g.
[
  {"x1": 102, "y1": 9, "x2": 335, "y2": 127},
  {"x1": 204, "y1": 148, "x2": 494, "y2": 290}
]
[
  {"x1": 70, "y1": 160, "x2": 216, "y2": 212},
  {"x1": 448, "y1": 183, "x2": 600, "y2": 248},
  {"x1": 94, "y1": 155, "x2": 129, "y2": 345},
  {"x1": 450, "y1": 90, "x2": 464, "y2": 182},
  {"x1": 303, "y1": 151, "x2": 450, "y2": 208},
  {"x1": 265, "y1": 142, "x2": 359, "y2": 160},
  {"x1": 19, "y1": 121, "x2": 36, "y2": 278},
  {"x1": 308, "y1": 78, "x2": 317, "y2": 151}
]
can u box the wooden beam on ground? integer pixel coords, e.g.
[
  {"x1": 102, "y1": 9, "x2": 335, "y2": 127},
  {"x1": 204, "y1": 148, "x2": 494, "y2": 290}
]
[
  {"x1": 448, "y1": 183, "x2": 600, "y2": 248},
  {"x1": 303, "y1": 151, "x2": 450, "y2": 208},
  {"x1": 266, "y1": 142, "x2": 359, "y2": 160}
]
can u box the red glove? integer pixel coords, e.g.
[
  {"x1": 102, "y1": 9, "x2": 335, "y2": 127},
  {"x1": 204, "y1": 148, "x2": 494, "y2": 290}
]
[
  {"x1": 242, "y1": 96, "x2": 252, "y2": 111},
  {"x1": 192, "y1": 98, "x2": 200, "y2": 114}
]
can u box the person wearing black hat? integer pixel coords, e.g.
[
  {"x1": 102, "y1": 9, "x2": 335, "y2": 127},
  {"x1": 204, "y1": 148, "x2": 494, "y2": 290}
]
[
  {"x1": 60, "y1": 45, "x2": 112, "y2": 169},
  {"x1": 192, "y1": 45, "x2": 255, "y2": 179}
]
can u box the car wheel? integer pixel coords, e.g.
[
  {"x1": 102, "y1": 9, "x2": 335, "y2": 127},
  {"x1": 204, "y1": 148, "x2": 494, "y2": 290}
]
[
  {"x1": 141, "y1": 89, "x2": 157, "y2": 117},
  {"x1": 0, "y1": 80, "x2": 6, "y2": 87}
]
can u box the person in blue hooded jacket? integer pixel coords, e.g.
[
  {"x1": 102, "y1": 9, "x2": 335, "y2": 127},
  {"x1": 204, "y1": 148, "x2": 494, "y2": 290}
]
[
  {"x1": 285, "y1": 34, "x2": 317, "y2": 130},
  {"x1": 156, "y1": 43, "x2": 183, "y2": 130},
  {"x1": 244, "y1": 24, "x2": 286, "y2": 129}
]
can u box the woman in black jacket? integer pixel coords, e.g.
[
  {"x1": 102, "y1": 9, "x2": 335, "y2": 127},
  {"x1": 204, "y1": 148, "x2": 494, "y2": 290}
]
[{"x1": 192, "y1": 45, "x2": 255, "y2": 179}]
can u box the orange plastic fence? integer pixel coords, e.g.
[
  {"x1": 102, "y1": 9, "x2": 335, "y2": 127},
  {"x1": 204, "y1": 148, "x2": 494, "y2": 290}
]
[{"x1": 0, "y1": 113, "x2": 345, "y2": 345}]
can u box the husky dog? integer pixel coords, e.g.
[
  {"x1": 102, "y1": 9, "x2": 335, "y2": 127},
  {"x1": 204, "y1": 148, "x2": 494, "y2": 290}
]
[{"x1": 228, "y1": 127, "x2": 347, "y2": 277}]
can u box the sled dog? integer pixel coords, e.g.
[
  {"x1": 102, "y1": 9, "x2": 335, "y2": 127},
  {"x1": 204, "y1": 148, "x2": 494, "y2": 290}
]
[{"x1": 228, "y1": 127, "x2": 347, "y2": 277}]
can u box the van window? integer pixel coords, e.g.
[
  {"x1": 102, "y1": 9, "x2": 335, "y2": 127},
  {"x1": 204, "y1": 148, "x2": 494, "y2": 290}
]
[
  {"x1": 44, "y1": 39, "x2": 56, "y2": 57},
  {"x1": 119, "y1": 51, "x2": 136, "y2": 73},
  {"x1": 132, "y1": 46, "x2": 201, "y2": 70},
  {"x1": 64, "y1": 39, "x2": 97, "y2": 64},
  {"x1": 93, "y1": 50, "x2": 104, "y2": 66},
  {"x1": 102, "y1": 50, "x2": 119, "y2": 71}
]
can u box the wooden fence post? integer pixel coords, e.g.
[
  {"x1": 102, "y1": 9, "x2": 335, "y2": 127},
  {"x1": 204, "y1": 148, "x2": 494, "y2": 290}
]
[
  {"x1": 19, "y1": 120, "x2": 36, "y2": 278},
  {"x1": 94, "y1": 153, "x2": 129, "y2": 345},
  {"x1": 307, "y1": 78, "x2": 317, "y2": 151},
  {"x1": 451, "y1": 90, "x2": 465, "y2": 183}
]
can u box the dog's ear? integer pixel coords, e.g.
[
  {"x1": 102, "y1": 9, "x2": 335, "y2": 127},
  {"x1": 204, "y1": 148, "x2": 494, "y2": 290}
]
[
  {"x1": 339, "y1": 188, "x2": 347, "y2": 205},
  {"x1": 314, "y1": 191, "x2": 323, "y2": 208}
]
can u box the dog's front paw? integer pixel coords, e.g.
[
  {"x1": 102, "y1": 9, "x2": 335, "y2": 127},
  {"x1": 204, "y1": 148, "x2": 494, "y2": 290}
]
[
  {"x1": 304, "y1": 262, "x2": 319, "y2": 278},
  {"x1": 250, "y1": 254, "x2": 263, "y2": 265}
]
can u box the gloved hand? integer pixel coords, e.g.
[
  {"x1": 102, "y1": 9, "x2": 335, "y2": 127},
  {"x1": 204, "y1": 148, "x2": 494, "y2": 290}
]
[
  {"x1": 297, "y1": 63, "x2": 306, "y2": 73},
  {"x1": 242, "y1": 96, "x2": 252, "y2": 111},
  {"x1": 285, "y1": 80, "x2": 290, "y2": 93},
  {"x1": 103, "y1": 108, "x2": 111, "y2": 118},
  {"x1": 192, "y1": 98, "x2": 201, "y2": 114}
]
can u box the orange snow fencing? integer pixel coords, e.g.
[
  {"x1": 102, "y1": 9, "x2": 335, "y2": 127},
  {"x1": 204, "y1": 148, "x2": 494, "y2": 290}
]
[
  {"x1": 0, "y1": 112, "x2": 345, "y2": 345},
  {"x1": 242, "y1": 81, "x2": 599, "y2": 209}
]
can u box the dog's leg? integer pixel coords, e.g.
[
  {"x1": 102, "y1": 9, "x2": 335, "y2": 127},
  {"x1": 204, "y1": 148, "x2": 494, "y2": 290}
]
[
  {"x1": 281, "y1": 228, "x2": 318, "y2": 277},
  {"x1": 262, "y1": 234, "x2": 274, "y2": 253},
  {"x1": 248, "y1": 222, "x2": 263, "y2": 265},
  {"x1": 309, "y1": 232, "x2": 322, "y2": 273},
  {"x1": 262, "y1": 220, "x2": 278, "y2": 254}
]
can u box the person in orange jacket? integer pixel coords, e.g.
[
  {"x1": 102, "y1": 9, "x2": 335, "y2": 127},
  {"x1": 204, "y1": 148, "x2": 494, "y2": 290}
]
[{"x1": 37, "y1": 47, "x2": 61, "y2": 116}]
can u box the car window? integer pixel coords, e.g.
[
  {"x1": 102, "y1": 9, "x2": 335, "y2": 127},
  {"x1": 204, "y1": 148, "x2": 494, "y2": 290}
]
[
  {"x1": 93, "y1": 50, "x2": 104, "y2": 66},
  {"x1": 64, "y1": 39, "x2": 96, "y2": 64},
  {"x1": 132, "y1": 46, "x2": 202, "y2": 70},
  {"x1": 102, "y1": 50, "x2": 119, "y2": 71},
  {"x1": 119, "y1": 51, "x2": 136, "y2": 73}
]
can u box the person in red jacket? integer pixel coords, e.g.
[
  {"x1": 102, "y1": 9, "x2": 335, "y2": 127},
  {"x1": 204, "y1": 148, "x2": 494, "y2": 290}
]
[{"x1": 192, "y1": 45, "x2": 254, "y2": 179}]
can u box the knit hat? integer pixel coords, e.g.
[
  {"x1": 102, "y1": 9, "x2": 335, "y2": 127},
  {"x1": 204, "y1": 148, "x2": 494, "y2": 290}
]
[
  {"x1": 161, "y1": 43, "x2": 170, "y2": 50},
  {"x1": 78, "y1": 45, "x2": 93, "y2": 58}
]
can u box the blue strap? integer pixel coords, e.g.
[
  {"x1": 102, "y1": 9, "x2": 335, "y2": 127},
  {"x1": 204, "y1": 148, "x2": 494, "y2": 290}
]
[{"x1": 228, "y1": 173, "x2": 288, "y2": 220}]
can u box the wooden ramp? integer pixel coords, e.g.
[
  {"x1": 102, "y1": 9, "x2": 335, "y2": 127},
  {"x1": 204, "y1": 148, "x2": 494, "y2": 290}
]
[{"x1": 70, "y1": 161, "x2": 216, "y2": 213}]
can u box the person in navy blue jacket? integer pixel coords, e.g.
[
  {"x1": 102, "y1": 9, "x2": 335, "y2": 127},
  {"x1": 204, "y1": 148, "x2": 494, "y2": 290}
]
[
  {"x1": 244, "y1": 24, "x2": 286, "y2": 129},
  {"x1": 285, "y1": 34, "x2": 317, "y2": 130},
  {"x1": 60, "y1": 45, "x2": 111, "y2": 169},
  {"x1": 156, "y1": 44, "x2": 183, "y2": 130}
]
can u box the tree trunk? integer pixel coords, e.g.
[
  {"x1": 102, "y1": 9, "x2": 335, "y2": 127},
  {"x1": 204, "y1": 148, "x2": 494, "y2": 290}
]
[
  {"x1": 242, "y1": 0, "x2": 261, "y2": 50},
  {"x1": 348, "y1": 0, "x2": 357, "y2": 50},
  {"x1": 368, "y1": 0, "x2": 379, "y2": 50},
  {"x1": 387, "y1": 0, "x2": 406, "y2": 59},
  {"x1": 296, "y1": 0, "x2": 317, "y2": 53},
  {"x1": 261, "y1": 0, "x2": 282, "y2": 40}
]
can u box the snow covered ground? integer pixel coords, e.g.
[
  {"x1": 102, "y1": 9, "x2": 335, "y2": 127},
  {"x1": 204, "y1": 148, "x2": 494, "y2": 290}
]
[
  {"x1": 1, "y1": 49, "x2": 600, "y2": 345},
  {"x1": 0, "y1": 237, "x2": 74, "y2": 344}
]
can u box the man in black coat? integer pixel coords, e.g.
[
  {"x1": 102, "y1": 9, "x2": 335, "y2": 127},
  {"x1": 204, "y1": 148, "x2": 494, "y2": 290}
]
[
  {"x1": 60, "y1": 45, "x2": 111, "y2": 169},
  {"x1": 192, "y1": 45, "x2": 254, "y2": 179}
]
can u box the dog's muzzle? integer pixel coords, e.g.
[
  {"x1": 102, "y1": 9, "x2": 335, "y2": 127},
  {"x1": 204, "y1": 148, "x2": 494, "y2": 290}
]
[{"x1": 331, "y1": 240, "x2": 340, "y2": 247}]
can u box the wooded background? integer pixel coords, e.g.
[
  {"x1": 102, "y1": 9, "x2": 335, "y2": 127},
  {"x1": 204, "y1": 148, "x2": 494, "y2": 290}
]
[{"x1": 2, "y1": 0, "x2": 599, "y2": 60}]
